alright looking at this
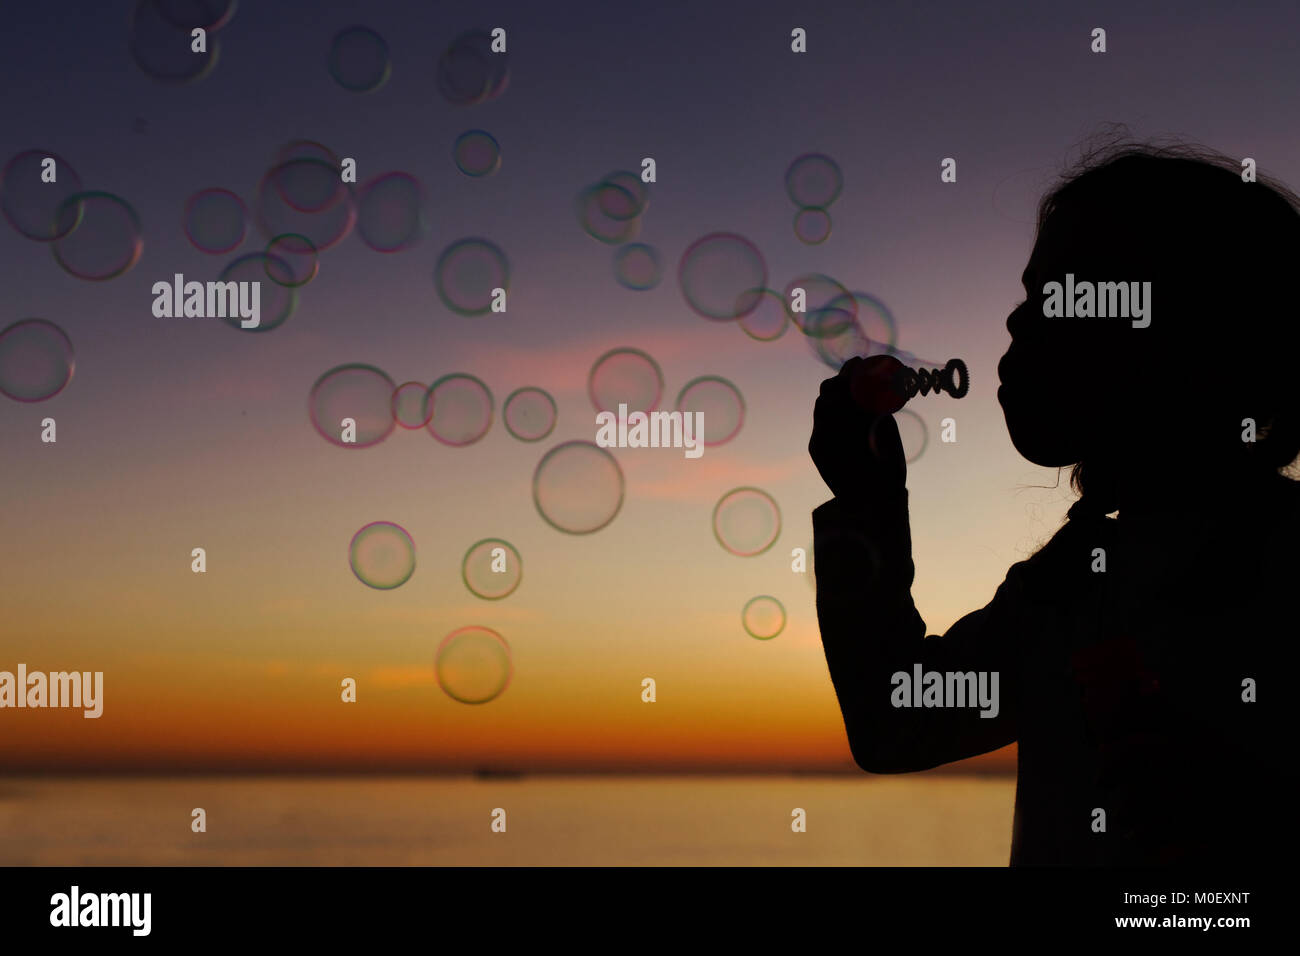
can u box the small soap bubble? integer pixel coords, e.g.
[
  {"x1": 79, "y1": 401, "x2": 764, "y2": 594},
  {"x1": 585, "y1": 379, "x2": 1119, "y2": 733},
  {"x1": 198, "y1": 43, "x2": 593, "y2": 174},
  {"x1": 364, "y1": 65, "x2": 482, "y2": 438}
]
[
  {"x1": 575, "y1": 182, "x2": 642, "y2": 245},
  {"x1": 713, "y1": 487, "x2": 782, "y2": 557},
  {"x1": 0, "y1": 150, "x2": 83, "y2": 242},
  {"x1": 462, "y1": 538, "x2": 522, "y2": 600},
  {"x1": 183, "y1": 188, "x2": 247, "y2": 254},
  {"x1": 436, "y1": 626, "x2": 513, "y2": 704},
  {"x1": 327, "y1": 25, "x2": 392, "y2": 93},
  {"x1": 503, "y1": 386, "x2": 557, "y2": 442},
  {"x1": 676, "y1": 376, "x2": 745, "y2": 446},
  {"x1": 453, "y1": 130, "x2": 502, "y2": 178},
  {"x1": 217, "y1": 252, "x2": 298, "y2": 332},
  {"x1": 793, "y1": 206, "x2": 832, "y2": 245},
  {"x1": 783, "y1": 273, "x2": 854, "y2": 338},
  {"x1": 309, "y1": 364, "x2": 397, "y2": 448},
  {"x1": 892, "y1": 408, "x2": 930, "y2": 464},
  {"x1": 678, "y1": 233, "x2": 767, "y2": 320},
  {"x1": 51, "y1": 192, "x2": 143, "y2": 281},
  {"x1": 128, "y1": 0, "x2": 220, "y2": 85},
  {"x1": 0, "y1": 319, "x2": 74, "y2": 403},
  {"x1": 785, "y1": 153, "x2": 843, "y2": 208},
  {"x1": 436, "y1": 30, "x2": 509, "y2": 106},
  {"x1": 356, "y1": 172, "x2": 427, "y2": 253},
  {"x1": 533, "y1": 441, "x2": 625, "y2": 535},
  {"x1": 391, "y1": 381, "x2": 432, "y2": 429},
  {"x1": 425, "y1": 373, "x2": 494, "y2": 446},
  {"x1": 737, "y1": 288, "x2": 789, "y2": 342},
  {"x1": 264, "y1": 233, "x2": 319, "y2": 286},
  {"x1": 434, "y1": 238, "x2": 509, "y2": 315},
  {"x1": 588, "y1": 347, "x2": 663, "y2": 413},
  {"x1": 742, "y1": 596, "x2": 786, "y2": 640},
  {"x1": 254, "y1": 159, "x2": 355, "y2": 251},
  {"x1": 349, "y1": 521, "x2": 416, "y2": 589},
  {"x1": 612, "y1": 242, "x2": 662, "y2": 290}
]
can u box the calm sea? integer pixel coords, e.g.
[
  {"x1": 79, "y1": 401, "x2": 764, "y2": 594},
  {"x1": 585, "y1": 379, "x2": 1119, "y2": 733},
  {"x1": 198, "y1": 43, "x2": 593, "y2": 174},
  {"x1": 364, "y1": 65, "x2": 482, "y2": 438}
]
[{"x1": 0, "y1": 774, "x2": 1015, "y2": 866}]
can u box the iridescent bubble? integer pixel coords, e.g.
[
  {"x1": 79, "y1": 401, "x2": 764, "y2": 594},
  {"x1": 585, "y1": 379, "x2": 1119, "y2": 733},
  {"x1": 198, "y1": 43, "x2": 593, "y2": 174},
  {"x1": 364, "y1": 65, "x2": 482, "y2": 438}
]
[
  {"x1": 1, "y1": 150, "x2": 83, "y2": 241},
  {"x1": 678, "y1": 233, "x2": 766, "y2": 320},
  {"x1": 806, "y1": 310, "x2": 868, "y2": 369},
  {"x1": 129, "y1": 0, "x2": 220, "y2": 85},
  {"x1": 327, "y1": 25, "x2": 391, "y2": 93},
  {"x1": 437, "y1": 30, "x2": 510, "y2": 106},
  {"x1": 436, "y1": 626, "x2": 513, "y2": 704},
  {"x1": 453, "y1": 130, "x2": 501, "y2": 178},
  {"x1": 785, "y1": 153, "x2": 843, "y2": 208},
  {"x1": 588, "y1": 347, "x2": 662, "y2": 413},
  {"x1": 793, "y1": 206, "x2": 832, "y2": 245},
  {"x1": 153, "y1": 0, "x2": 238, "y2": 31},
  {"x1": 391, "y1": 381, "x2": 432, "y2": 429},
  {"x1": 676, "y1": 376, "x2": 745, "y2": 446},
  {"x1": 183, "y1": 188, "x2": 246, "y2": 254},
  {"x1": 51, "y1": 192, "x2": 143, "y2": 281},
  {"x1": 818, "y1": 291, "x2": 897, "y2": 362},
  {"x1": 613, "y1": 242, "x2": 661, "y2": 290},
  {"x1": 737, "y1": 288, "x2": 789, "y2": 342},
  {"x1": 742, "y1": 596, "x2": 786, "y2": 640},
  {"x1": 356, "y1": 172, "x2": 427, "y2": 253},
  {"x1": 434, "y1": 238, "x2": 509, "y2": 315},
  {"x1": 349, "y1": 521, "x2": 415, "y2": 590},
  {"x1": 425, "y1": 373, "x2": 494, "y2": 446},
  {"x1": 575, "y1": 182, "x2": 641, "y2": 245},
  {"x1": 533, "y1": 440, "x2": 625, "y2": 535},
  {"x1": 503, "y1": 386, "x2": 557, "y2": 442},
  {"x1": 601, "y1": 170, "x2": 650, "y2": 218},
  {"x1": 462, "y1": 538, "x2": 522, "y2": 600},
  {"x1": 309, "y1": 364, "x2": 397, "y2": 448},
  {"x1": 217, "y1": 252, "x2": 298, "y2": 332},
  {"x1": 254, "y1": 159, "x2": 355, "y2": 251},
  {"x1": 894, "y1": 408, "x2": 930, "y2": 464},
  {"x1": 713, "y1": 487, "x2": 782, "y2": 557},
  {"x1": 264, "y1": 233, "x2": 318, "y2": 286},
  {"x1": 0, "y1": 319, "x2": 74, "y2": 403},
  {"x1": 783, "y1": 273, "x2": 854, "y2": 337}
]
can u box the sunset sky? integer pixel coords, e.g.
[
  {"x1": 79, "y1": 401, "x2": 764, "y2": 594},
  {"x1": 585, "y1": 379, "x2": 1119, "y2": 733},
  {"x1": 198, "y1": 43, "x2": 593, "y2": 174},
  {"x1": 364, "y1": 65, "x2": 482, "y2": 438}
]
[{"x1": 2, "y1": 0, "x2": 1296, "y2": 772}]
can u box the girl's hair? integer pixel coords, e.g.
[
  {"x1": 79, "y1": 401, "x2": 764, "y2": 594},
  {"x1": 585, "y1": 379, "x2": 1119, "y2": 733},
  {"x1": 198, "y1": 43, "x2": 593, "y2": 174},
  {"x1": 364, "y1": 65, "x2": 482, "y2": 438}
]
[{"x1": 1035, "y1": 132, "x2": 1300, "y2": 521}]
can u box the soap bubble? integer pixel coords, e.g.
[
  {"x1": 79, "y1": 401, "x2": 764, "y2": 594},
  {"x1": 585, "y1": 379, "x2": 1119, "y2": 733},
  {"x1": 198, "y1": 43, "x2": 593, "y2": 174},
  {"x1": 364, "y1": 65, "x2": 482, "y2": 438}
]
[
  {"x1": 425, "y1": 373, "x2": 493, "y2": 446},
  {"x1": 51, "y1": 192, "x2": 143, "y2": 281},
  {"x1": 391, "y1": 381, "x2": 432, "y2": 429},
  {"x1": 0, "y1": 319, "x2": 74, "y2": 403},
  {"x1": 327, "y1": 25, "x2": 391, "y2": 93},
  {"x1": 575, "y1": 182, "x2": 642, "y2": 244},
  {"x1": 436, "y1": 626, "x2": 513, "y2": 704},
  {"x1": 785, "y1": 153, "x2": 843, "y2": 208},
  {"x1": 713, "y1": 487, "x2": 781, "y2": 557},
  {"x1": 1, "y1": 150, "x2": 83, "y2": 241},
  {"x1": 533, "y1": 441, "x2": 624, "y2": 534},
  {"x1": 183, "y1": 187, "x2": 247, "y2": 254},
  {"x1": 356, "y1": 172, "x2": 427, "y2": 253},
  {"x1": 742, "y1": 596, "x2": 786, "y2": 640},
  {"x1": 676, "y1": 376, "x2": 745, "y2": 445},
  {"x1": 453, "y1": 130, "x2": 502, "y2": 178},
  {"x1": 217, "y1": 252, "x2": 299, "y2": 332},
  {"x1": 737, "y1": 288, "x2": 790, "y2": 342},
  {"x1": 264, "y1": 233, "x2": 318, "y2": 286},
  {"x1": 503, "y1": 386, "x2": 557, "y2": 442},
  {"x1": 783, "y1": 273, "x2": 854, "y2": 337},
  {"x1": 462, "y1": 538, "x2": 522, "y2": 600},
  {"x1": 434, "y1": 237, "x2": 509, "y2": 315},
  {"x1": 129, "y1": 0, "x2": 221, "y2": 85},
  {"x1": 793, "y1": 206, "x2": 832, "y2": 244},
  {"x1": 309, "y1": 364, "x2": 397, "y2": 448},
  {"x1": 613, "y1": 242, "x2": 662, "y2": 290},
  {"x1": 678, "y1": 232, "x2": 766, "y2": 320},
  {"x1": 588, "y1": 347, "x2": 662, "y2": 413},
  {"x1": 349, "y1": 521, "x2": 416, "y2": 589},
  {"x1": 436, "y1": 30, "x2": 509, "y2": 106}
]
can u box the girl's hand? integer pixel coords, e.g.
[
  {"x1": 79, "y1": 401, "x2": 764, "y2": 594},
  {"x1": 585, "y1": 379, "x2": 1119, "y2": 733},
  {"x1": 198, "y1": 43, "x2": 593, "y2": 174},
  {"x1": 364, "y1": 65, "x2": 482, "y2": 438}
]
[{"x1": 809, "y1": 355, "x2": 907, "y2": 504}]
